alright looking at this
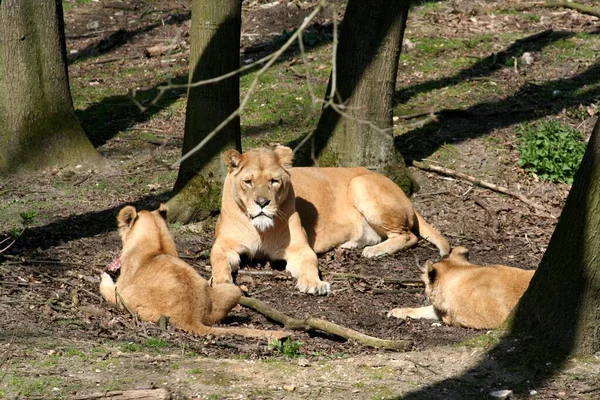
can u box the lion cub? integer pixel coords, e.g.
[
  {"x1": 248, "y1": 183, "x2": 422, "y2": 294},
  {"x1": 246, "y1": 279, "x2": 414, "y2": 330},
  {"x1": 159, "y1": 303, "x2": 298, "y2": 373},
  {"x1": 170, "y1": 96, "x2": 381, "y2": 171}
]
[
  {"x1": 387, "y1": 247, "x2": 534, "y2": 329},
  {"x1": 99, "y1": 204, "x2": 287, "y2": 340}
]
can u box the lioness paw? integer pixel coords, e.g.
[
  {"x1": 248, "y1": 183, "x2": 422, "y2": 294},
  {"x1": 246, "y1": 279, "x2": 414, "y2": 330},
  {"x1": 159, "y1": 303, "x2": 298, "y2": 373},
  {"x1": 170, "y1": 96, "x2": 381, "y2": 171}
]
[
  {"x1": 362, "y1": 245, "x2": 387, "y2": 258},
  {"x1": 387, "y1": 308, "x2": 410, "y2": 319},
  {"x1": 296, "y1": 276, "x2": 331, "y2": 295}
]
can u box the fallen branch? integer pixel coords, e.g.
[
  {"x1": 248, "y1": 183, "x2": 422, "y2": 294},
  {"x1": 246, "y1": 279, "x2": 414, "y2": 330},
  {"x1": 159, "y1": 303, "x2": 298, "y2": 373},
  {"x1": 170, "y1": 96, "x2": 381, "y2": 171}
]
[
  {"x1": 239, "y1": 296, "x2": 411, "y2": 351},
  {"x1": 69, "y1": 388, "x2": 170, "y2": 400},
  {"x1": 411, "y1": 160, "x2": 548, "y2": 213},
  {"x1": 540, "y1": 1, "x2": 600, "y2": 18}
]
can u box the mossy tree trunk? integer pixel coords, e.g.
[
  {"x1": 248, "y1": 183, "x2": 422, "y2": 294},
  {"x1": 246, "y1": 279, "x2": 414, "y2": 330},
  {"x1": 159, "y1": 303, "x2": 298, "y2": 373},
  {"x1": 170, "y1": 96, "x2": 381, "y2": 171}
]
[
  {"x1": 306, "y1": 0, "x2": 416, "y2": 194},
  {"x1": 510, "y1": 117, "x2": 600, "y2": 355},
  {"x1": 167, "y1": 0, "x2": 242, "y2": 224},
  {"x1": 0, "y1": 0, "x2": 101, "y2": 175}
]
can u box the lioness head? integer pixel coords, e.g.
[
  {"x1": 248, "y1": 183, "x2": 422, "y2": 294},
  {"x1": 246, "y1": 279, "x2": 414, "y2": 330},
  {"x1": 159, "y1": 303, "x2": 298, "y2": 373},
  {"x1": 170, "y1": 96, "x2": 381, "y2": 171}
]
[
  {"x1": 419, "y1": 246, "x2": 471, "y2": 296},
  {"x1": 222, "y1": 145, "x2": 294, "y2": 231},
  {"x1": 117, "y1": 204, "x2": 177, "y2": 256}
]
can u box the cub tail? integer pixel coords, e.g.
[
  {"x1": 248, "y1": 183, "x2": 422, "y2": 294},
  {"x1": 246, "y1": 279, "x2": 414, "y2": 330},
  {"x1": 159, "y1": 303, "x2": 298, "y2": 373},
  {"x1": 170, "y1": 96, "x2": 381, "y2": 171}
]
[{"x1": 414, "y1": 211, "x2": 450, "y2": 256}]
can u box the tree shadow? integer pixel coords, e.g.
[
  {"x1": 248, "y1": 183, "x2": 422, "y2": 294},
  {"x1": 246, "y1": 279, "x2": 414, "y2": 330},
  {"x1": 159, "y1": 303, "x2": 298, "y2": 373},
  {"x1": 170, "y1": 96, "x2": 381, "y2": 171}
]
[
  {"x1": 395, "y1": 29, "x2": 576, "y2": 107},
  {"x1": 396, "y1": 59, "x2": 600, "y2": 162},
  {"x1": 396, "y1": 120, "x2": 599, "y2": 400},
  {"x1": 68, "y1": 11, "x2": 191, "y2": 64}
]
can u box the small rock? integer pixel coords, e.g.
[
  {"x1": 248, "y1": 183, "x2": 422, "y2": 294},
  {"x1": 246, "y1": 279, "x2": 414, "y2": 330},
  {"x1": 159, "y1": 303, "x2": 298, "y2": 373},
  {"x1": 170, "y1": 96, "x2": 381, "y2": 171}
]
[
  {"x1": 86, "y1": 20, "x2": 100, "y2": 30},
  {"x1": 529, "y1": 390, "x2": 538, "y2": 396},
  {"x1": 283, "y1": 384, "x2": 296, "y2": 392},
  {"x1": 489, "y1": 389, "x2": 513, "y2": 399},
  {"x1": 552, "y1": 90, "x2": 562, "y2": 98},
  {"x1": 402, "y1": 38, "x2": 415, "y2": 51},
  {"x1": 521, "y1": 52, "x2": 534, "y2": 65},
  {"x1": 297, "y1": 358, "x2": 311, "y2": 367}
]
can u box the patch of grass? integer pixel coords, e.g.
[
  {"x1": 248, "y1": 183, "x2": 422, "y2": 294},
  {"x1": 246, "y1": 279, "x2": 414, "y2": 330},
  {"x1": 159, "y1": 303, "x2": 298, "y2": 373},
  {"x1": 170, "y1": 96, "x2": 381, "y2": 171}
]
[
  {"x1": 518, "y1": 120, "x2": 586, "y2": 184},
  {"x1": 7, "y1": 375, "x2": 70, "y2": 398},
  {"x1": 523, "y1": 14, "x2": 540, "y2": 23},
  {"x1": 460, "y1": 330, "x2": 505, "y2": 349},
  {"x1": 120, "y1": 342, "x2": 142, "y2": 352},
  {"x1": 188, "y1": 368, "x2": 203, "y2": 375},
  {"x1": 207, "y1": 394, "x2": 220, "y2": 400},
  {"x1": 268, "y1": 339, "x2": 304, "y2": 358},
  {"x1": 415, "y1": 37, "x2": 467, "y2": 56},
  {"x1": 144, "y1": 337, "x2": 171, "y2": 348},
  {"x1": 63, "y1": 347, "x2": 85, "y2": 357}
]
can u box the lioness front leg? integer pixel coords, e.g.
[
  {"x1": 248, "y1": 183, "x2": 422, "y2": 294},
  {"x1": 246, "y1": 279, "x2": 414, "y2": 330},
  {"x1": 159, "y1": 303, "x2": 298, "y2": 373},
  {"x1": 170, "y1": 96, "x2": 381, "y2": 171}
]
[
  {"x1": 281, "y1": 244, "x2": 330, "y2": 295},
  {"x1": 210, "y1": 240, "x2": 242, "y2": 285},
  {"x1": 387, "y1": 305, "x2": 440, "y2": 321}
]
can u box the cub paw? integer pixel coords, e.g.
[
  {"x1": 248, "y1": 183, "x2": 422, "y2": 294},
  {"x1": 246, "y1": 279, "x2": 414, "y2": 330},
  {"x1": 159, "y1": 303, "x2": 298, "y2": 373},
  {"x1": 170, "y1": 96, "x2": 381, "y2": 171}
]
[
  {"x1": 210, "y1": 273, "x2": 234, "y2": 287},
  {"x1": 387, "y1": 308, "x2": 411, "y2": 319},
  {"x1": 296, "y1": 275, "x2": 331, "y2": 295}
]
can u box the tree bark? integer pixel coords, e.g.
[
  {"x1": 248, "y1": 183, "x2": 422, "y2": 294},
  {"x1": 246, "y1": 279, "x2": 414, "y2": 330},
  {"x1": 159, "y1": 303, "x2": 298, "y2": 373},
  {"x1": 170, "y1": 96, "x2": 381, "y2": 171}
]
[
  {"x1": 0, "y1": 0, "x2": 101, "y2": 175},
  {"x1": 510, "y1": 117, "x2": 600, "y2": 355},
  {"x1": 305, "y1": 0, "x2": 416, "y2": 194},
  {"x1": 167, "y1": 0, "x2": 242, "y2": 223}
]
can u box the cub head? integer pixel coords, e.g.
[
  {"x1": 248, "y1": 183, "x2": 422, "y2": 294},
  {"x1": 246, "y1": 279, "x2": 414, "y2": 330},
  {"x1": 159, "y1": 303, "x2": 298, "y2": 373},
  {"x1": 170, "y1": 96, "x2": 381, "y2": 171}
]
[
  {"x1": 117, "y1": 204, "x2": 176, "y2": 255},
  {"x1": 418, "y1": 247, "x2": 471, "y2": 297},
  {"x1": 222, "y1": 145, "x2": 294, "y2": 231}
]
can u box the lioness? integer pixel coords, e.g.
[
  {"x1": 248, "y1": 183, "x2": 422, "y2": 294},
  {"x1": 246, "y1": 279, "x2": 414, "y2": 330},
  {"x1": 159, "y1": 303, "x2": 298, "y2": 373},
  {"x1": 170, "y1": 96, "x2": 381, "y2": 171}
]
[
  {"x1": 99, "y1": 204, "x2": 287, "y2": 340},
  {"x1": 387, "y1": 247, "x2": 535, "y2": 329},
  {"x1": 210, "y1": 145, "x2": 450, "y2": 295}
]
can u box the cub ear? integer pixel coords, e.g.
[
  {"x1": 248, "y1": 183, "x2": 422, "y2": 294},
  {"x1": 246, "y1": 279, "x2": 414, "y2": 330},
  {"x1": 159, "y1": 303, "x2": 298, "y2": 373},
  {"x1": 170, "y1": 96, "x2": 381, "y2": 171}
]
[
  {"x1": 450, "y1": 246, "x2": 470, "y2": 262},
  {"x1": 418, "y1": 259, "x2": 434, "y2": 273},
  {"x1": 222, "y1": 149, "x2": 243, "y2": 169},
  {"x1": 274, "y1": 145, "x2": 294, "y2": 169},
  {"x1": 117, "y1": 206, "x2": 137, "y2": 229},
  {"x1": 158, "y1": 203, "x2": 168, "y2": 220}
]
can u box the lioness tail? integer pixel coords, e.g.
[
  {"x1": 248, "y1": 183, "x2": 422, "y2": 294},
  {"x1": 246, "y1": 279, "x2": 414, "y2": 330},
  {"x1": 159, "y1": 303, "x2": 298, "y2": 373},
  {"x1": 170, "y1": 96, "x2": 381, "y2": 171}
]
[{"x1": 414, "y1": 211, "x2": 450, "y2": 256}]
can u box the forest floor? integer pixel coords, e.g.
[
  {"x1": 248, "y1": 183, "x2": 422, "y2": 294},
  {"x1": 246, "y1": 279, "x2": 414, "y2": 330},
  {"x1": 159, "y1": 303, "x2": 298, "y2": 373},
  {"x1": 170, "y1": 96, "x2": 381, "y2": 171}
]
[{"x1": 1, "y1": 0, "x2": 600, "y2": 399}]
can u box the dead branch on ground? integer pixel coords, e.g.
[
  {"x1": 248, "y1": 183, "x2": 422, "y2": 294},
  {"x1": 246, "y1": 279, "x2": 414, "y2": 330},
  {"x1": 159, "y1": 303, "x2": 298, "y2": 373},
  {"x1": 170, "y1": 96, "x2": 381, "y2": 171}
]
[
  {"x1": 540, "y1": 1, "x2": 600, "y2": 18},
  {"x1": 411, "y1": 160, "x2": 548, "y2": 214},
  {"x1": 239, "y1": 296, "x2": 411, "y2": 351},
  {"x1": 69, "y1": 388, "x2": 170, "y2": 400}
]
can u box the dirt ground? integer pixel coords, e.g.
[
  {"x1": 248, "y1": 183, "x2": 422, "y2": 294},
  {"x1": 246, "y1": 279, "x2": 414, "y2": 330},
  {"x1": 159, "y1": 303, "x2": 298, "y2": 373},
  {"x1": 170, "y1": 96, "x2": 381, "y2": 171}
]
[{"x1": 1, "y1": 0, "x2": 600, "y2": 399}]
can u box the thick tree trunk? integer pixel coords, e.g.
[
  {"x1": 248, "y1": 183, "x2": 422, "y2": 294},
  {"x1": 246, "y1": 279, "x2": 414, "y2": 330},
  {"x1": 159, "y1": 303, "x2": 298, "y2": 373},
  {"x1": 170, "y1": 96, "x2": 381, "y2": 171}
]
[
  {"x1": 167, "y1": 0, "x2": 242, "y2": 223},
  {"x1": 305, "y1": 0, "x2": 416, "y2": 194},
  {"x1": 510, "y1": 117, "x2": 600, "y2": 355},
  {"x1": 0, "y1": 0, "x2": 101, "y2": 175}
]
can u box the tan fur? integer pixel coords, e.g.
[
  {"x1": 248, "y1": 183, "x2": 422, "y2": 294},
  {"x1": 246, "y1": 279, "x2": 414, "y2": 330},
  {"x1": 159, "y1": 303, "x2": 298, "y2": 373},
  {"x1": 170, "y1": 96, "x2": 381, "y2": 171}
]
[
  {"x1": 100, "y1": 204, "x2": 288, "y2": 340},
  {"x1": 210, "y1": 145, "x2": 449, "y2": 295},
  {"x1": 387, "y1": 247, "x2": 535, "y2": 329}
]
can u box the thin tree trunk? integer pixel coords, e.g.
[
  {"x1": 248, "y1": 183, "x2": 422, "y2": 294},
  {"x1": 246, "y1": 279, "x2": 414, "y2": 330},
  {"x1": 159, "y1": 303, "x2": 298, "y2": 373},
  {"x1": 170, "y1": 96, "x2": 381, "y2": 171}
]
[
  {"x1": 306, "y1": 0, "x2": 416, "y2": 193},
  {"x1": 0, "y1": 0, "x2": 101, "y2": 175},
  {"x1": 167, "y1": 0, "x2": 242, "y2": 223},
  {"x1": 510, "y1": 117, "x2": 600, "y2": 355}
]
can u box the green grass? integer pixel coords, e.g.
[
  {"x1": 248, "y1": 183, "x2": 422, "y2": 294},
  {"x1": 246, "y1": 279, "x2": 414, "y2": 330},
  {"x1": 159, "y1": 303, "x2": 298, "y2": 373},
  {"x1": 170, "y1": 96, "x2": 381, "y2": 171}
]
[
  {"x1": 459, "y1": 330, "x2": 505, "y2": 349},
  {"x1": 144, "y1": 337, "x2": 171, "y2": 348}
]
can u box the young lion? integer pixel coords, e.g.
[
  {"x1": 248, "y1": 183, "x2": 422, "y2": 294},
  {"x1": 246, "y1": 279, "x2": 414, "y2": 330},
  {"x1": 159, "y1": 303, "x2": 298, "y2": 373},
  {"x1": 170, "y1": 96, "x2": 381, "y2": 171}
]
[
  {"x1": 99, "y1": 204, "x2": 287, "y2": 340},
  {"x1": 387, "y1": 247, "x2": 535, "y2": 329},
  {"x1": 210, "y1": 145, "x2": 450, "y2": 295}
]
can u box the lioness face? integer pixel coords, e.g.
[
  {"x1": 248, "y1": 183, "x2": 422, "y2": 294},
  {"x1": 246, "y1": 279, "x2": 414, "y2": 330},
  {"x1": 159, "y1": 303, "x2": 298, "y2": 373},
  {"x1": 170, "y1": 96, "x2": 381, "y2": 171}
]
[
  {"x1": 222, "y1": 146, "x2": 294, "y2": 232},
  {"x1": 420, "y1": 247, "x2": 471, "y2": 297}
]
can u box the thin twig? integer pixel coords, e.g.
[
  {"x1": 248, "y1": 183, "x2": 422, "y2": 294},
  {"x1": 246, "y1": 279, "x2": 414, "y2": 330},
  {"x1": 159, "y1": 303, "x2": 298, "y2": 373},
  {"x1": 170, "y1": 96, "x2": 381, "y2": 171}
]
[{"x1": 539, "y1": 1, "x2": 600, "y2": 18}]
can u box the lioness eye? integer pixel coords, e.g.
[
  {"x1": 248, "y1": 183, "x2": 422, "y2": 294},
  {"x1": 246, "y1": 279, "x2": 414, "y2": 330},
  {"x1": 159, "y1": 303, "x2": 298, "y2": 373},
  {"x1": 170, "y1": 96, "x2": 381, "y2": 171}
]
[
  {"x1": 243, "y1": 179, "x2": 252, "y2": 186},
  {"x1": 271, "y1": 179, "x2": 280, "y2": 185}
]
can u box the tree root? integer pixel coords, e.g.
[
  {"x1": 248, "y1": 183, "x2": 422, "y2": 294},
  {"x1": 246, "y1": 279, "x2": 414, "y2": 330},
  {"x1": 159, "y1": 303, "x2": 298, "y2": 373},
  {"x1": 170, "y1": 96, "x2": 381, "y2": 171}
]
[
  {"x1": 411, "y1": 160, "x2": 548, "y2": 214},
  {"x1": 239, "y1": 296, "x2": 412, "y2": 351}
]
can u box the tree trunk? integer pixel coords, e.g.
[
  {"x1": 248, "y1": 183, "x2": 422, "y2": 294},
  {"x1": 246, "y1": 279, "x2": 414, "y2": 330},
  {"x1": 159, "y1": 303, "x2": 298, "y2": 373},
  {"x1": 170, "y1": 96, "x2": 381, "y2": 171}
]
[
  {"x1": 510, "y1": 117, "x2": 600, "y2": 355},
  {"x1": 0, "y1": 0, "x2": 101, "y2": 175},
  {"x1": 167, "y1": 0, "x2": 242, "y2": 224},
  {"x1": 304, "y1": 0, "x2": 416, "y2": 194}
]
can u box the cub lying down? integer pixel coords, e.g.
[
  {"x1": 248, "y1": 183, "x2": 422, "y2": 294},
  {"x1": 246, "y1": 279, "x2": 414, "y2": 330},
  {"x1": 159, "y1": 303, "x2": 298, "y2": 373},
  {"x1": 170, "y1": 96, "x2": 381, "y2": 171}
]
[
  {"x1": 388, "y1": 247, "x2": 535, "y2": 329},
  {"x1": 99, "y1": 204, "x2": 287, "y2": 340}
]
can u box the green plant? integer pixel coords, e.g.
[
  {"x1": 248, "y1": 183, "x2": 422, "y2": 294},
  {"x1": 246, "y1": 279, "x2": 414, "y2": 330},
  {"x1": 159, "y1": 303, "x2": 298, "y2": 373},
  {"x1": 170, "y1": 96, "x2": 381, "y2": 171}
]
[
  {"x1": 144, "y1": 337, "x2": 170, "y2": 348},
  {"x1": 268, "y1": 339, "x2": 304, "y2": 358},
  {"x1": 517, "y1": 121, "x2": 586, "y2": 184},
  {"x1": 19, "y1": 210, "x2": 37, "y2": 226}
]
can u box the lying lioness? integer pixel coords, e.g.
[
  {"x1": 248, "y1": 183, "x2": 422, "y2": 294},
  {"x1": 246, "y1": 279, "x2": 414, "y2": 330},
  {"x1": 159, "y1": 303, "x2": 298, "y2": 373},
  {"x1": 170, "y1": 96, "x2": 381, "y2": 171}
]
[
  {"x1": 99, "y1": 204, "x2": 287, "y2": 340},
  {"x1": 387, "y1": 247, "x2": 535, "y2": 329},
  {"x1": 210, "y1": 145, "x2": 450, "y2": 295}
]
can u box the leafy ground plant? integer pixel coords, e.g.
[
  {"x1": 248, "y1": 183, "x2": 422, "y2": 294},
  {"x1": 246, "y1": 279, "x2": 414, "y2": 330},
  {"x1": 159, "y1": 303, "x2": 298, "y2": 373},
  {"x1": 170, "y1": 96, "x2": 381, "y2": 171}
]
[
  {"x1": 518, "y1": 120, "x2": 586, "y2": 184},
  {"x1": 268, "y1": 339, "x2": 304, "y2": 358}
]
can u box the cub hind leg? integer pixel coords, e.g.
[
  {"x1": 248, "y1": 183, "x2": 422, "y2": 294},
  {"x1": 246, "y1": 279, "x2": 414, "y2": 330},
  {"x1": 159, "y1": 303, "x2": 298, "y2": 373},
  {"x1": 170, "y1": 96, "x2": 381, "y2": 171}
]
[
  {"x1": 387, "y1": 305, "x2": 440, "y2": 321},
  {"x1": 348, "y1": 174, "x2": 418, "y2": 258}
]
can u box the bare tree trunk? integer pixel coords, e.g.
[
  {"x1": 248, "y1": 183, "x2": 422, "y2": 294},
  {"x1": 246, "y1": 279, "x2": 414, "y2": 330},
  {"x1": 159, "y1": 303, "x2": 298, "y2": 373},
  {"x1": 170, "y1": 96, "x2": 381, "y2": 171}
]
[
  {"x1": 0, "y1": 0, "x2": 101, "y2": 175},
  {"x1": 306, "y1": 0, "x2": 416, "y2": 194},
  {"x1": 167, "y1": 0, "x2": 242, "y2": 223},
  {"x1": 510, "y1": 117, "x2": 600, "y2": 355}
]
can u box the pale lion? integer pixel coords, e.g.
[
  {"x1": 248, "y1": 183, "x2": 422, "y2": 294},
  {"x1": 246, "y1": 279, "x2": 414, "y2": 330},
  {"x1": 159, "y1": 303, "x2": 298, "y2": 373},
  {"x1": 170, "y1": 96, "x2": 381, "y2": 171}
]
[
  {"x1": 99, "y1": 204, "x2": 288, "y2": 340},
  {"x1": 387, "y1": 247, "x2": 535, "y2": 329},
  {"x1": 210, "y1": 145, "x2": 450, "y2": 295}
]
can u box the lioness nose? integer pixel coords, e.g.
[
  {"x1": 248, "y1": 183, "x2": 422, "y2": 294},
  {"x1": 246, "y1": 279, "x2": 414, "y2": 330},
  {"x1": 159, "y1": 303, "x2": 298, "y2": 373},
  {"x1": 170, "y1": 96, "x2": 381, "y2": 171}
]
[{"x1": 255, "y1": 198, "x2": 270, "y2": 208}]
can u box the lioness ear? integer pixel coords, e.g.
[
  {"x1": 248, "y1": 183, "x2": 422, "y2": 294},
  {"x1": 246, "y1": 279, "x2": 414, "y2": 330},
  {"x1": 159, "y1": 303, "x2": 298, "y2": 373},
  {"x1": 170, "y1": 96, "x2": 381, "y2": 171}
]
[
  {"x1": 117, "y1": 206, "x2": 137, "y2": 229},
  {"x1": 158, "y1": 203, "x2": 168, "y2": 220},
  {"x1": 450, "y1": 246, "x2": 470, "y2": 262},
  {"x1": 274, "y1": 145, "x2": 294, "y2": 169},
  {"x1": 222, "y1": 149, "x2": 243, "y2": 169}
]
